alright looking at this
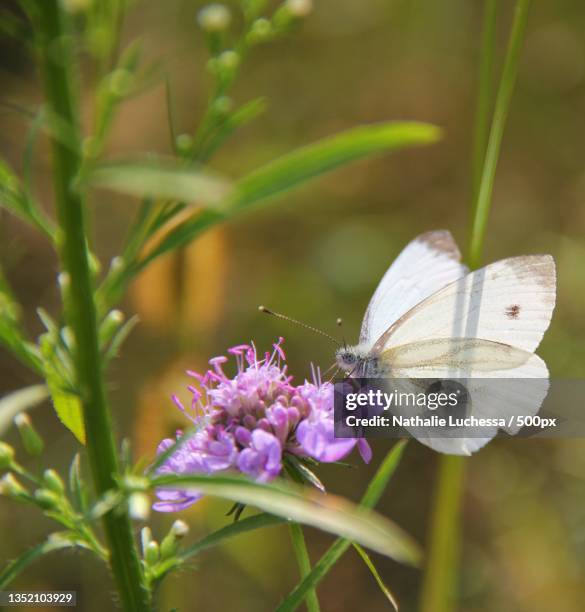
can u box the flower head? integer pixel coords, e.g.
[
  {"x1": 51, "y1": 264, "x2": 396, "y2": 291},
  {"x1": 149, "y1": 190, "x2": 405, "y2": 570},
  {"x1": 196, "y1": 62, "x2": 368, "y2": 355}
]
[{"x1": 153, "y1": 339, "x2": 370, "y2": 511}]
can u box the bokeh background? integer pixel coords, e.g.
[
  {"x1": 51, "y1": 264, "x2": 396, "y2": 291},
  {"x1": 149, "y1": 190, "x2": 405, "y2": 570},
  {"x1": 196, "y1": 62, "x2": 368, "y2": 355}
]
[{"x1": 1, "y1": 0, "x2": 585, "y2": 610}]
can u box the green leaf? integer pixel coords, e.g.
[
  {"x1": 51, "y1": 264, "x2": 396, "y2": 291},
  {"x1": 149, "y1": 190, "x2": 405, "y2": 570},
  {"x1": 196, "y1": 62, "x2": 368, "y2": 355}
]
[
  {"x1": 0, "y1": 272, "x2": 43, "y2": 375},
  {"x1": 360, "y1": 441, "x2": 408, "y2": 508},
  {"x1": 353, "y1": 543, "x2": 399, "y2": 611},
  {"x1": 69, "y1": 454, "x2": 89, "y2": 513},
  {"x1": 140, "y1": 122, "x2": 441, "y2": 266},
  {"x1": 0, "y1": 385, "x2": 48, "y2": 437},
  {"x1": 87, "y1": 157, "x2": 233, "y2": 208},
  {"x1": 277, "y1": 441, "x2": 408, "y2": 612},
  {"x1": 46, "y1": 387, "x2": 85, "y2": 445},
  {"x1": 151, "y1": 467, "x2": 420, "y2": 565},
  {"x1": 0, "y1": 153, "x2": 54, "y2": 239},
  {"x1": 229, "y1": 121, "x2": 441, "y2": 210},
  {"x1": 40, "y1": 336, "x2": 85, "y2": 445},
  {"x1": 284, "y1": 454, "x2": 325, "y2": 492},
  {"x1": 0, "y1": 538, "x2": 73, "y2": 589},
  {"x1": 289, "y1": 523, "x2": 320, "y2": 612}
]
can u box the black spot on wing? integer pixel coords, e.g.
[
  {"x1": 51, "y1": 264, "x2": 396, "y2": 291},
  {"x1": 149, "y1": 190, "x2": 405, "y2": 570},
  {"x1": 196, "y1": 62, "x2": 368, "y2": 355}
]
[{"x1": 505, "y1": 304, "x2": 521, "y2": 319}]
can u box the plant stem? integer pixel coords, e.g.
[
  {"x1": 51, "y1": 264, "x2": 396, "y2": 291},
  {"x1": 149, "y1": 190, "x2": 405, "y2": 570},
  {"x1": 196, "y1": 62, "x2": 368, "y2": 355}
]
[
  {"x1": 420, "y1": 2, "x2": 531, "y2": 611},
  {"x1": 471, "y1": 0, "x2": 498, "y2": 210},
  {"x1": 419, "y1": 456, "x2": 465, "y2": 612},
  {"x1": 35, "y1": 4, "x2": 150, "y2": 611},
  {"x1": 289, "y1": 523, "x2": 320, "y2": 612},
  {"x1": 469, "y1": 0, "x2": 531, "y2": 269}
]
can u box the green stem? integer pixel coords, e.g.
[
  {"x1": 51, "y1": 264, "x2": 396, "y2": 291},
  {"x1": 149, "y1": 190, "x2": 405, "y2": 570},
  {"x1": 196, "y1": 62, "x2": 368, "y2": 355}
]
[
  {"x1": 471, "y1": 0, "x2": 498, "y2": 210},
  {"x1": 468, "y1": 0, "x2": 531, "y2": 269},
  {"x1": 35, "y1": 4, "x2": 150, "y2": 611},
  {"x1": 419, "y1": 456, "x2": 465, "y2": 612},
  {"x1": 421, "y1": 2, "x2": 531, "y2": 611},
  {"x1": 288, "y1": 523, "x2": 320, "y2": 612}
]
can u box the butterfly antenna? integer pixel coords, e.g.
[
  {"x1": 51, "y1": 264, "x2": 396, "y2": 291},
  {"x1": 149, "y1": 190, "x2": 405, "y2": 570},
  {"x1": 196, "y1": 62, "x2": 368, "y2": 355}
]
[{"x1": 258, "y1": 306, "x2": 341, "y2": 346}]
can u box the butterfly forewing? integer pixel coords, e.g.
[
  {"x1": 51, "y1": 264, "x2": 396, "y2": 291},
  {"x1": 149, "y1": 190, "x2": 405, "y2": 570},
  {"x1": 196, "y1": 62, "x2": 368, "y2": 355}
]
[
  {"x1": 372, "y1": 255, "x2": 556, "y2": 355},
  {"x1": 359, "y1": 230, "x2": 469, "y2": 346}
]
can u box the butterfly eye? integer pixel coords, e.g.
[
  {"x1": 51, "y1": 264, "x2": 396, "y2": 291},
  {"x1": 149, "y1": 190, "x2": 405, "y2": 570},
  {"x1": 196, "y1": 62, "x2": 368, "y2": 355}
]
[{"x1": 343, "y1": 352, "x2": 356, "y2": 364}]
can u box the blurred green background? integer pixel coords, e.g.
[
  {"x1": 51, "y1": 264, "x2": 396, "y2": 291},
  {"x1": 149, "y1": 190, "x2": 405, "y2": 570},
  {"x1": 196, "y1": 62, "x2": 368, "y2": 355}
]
[{"x1": 1, "y1": 0, "x2": 585, "y2": 610}]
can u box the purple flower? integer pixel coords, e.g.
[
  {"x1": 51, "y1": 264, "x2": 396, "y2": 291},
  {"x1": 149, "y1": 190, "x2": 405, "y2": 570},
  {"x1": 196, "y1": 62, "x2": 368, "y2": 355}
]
[
  {"x1": 237, "y1": 429, "x2": 282, "y2": 482},
  {"x1": 153, "y1": 339, "x2": 371, "y2": 512}
]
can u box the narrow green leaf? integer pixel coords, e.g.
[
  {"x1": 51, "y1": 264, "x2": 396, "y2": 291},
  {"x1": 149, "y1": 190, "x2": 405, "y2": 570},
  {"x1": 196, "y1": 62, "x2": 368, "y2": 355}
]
[
  {"x1": 361, "y1": 440, "x2": 408, "y2": 508},
  {"x1": 103, "y1": 314, "x2": 139, "y2": 364},
  {"x1": 228, "y1": 121, "x2": 442, "y2": 210},
  {"x1": 178, "y1": 513, "x2": 285, "y2": 562},
  {"x1": 289, "y1": 523, "x2": 320, "y2": 612},
  {"x1": 284, "y1": 455, "x2": 325, "y2": 492},
  {"x1": 353, "y1": 543, "x2": 399, "y2": 611},
  {"x1": 152, "y1": 467, "x2": 420, "y2": 565},
  {"x1": 0, "y1": 538, "x2": 73, "y2": 588},
  {"x1": 0, "y1": 385, "x2": 48, "y2": 437},
  {"x1": 69, "y1": 454, "x2": 89, "y2": 513},
  {"x1": 277, "y1": 441, "x2": 408, "y2": 612},
  {"x1": 0, "y1": 278, "x2": 43, "y2": 375},
  {"x1": 139, "y1": 122, "x2": 440, "y2": 267},
  {"x1": 87, "y1": 158, "x2": 233, "y2": 208}
]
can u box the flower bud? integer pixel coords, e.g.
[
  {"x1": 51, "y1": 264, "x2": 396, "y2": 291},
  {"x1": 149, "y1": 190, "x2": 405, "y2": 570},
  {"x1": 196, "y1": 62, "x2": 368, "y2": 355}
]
[
  {"x1": 144, "y1": 540, "x2": 160, "y2": 565},
  {"x1": 99, "y1": 310, "x2": 125, "y2": 347},
  {"x1": 57, "y1": 272, "x2": 70, "y2": 292},
  {"x1": 213, "y1": 95, "x2": 234, "y2": 116},
  {"x1": 109, "y1": 256, "x2": 124, "y2": 273},
  {"x1": 57, "y1": 273, "x2": 72, "y2": 311},
  {"x1": 0, "y1": 473, "x2": 28, "y2": 501},
  {"x1": 198, "y1": 4, "x2": 231, "y2": 32},
  {"x1": 129, "y1": 493, "x2": 151, "y2": 522},
  {"x1": 171, "y1": 519, "x2": 189, "y2": 538},
  {"x1": 176, "y1": 133, "x2": 194, "y2": 156},
  {"x1": 160, "y1": 519, "x2": 190, "y2": 559},
  {"x1": 217, "y1": 51, "x2": 239, "y2": 71},
  {"x1": 141, "y1": 526, "x2": 153, "y2": 556},
  {"x1": 247, "y1": 18, "x2": 272, "y2": 44},
  {"x1": 88, "y1": 252, "x2": 102, "y2": 278},
  {"x1": 34, "y1": 488, "x2": 61, "y2": 510},
  {"x1": 284, "y1": 0, "x2": 312, "y2": 18},
  {"x1": 273, "y1": 0, "x2": 312, "y2": 31},
  {"x1": 14, "y1": 413, "x2": 44, "y2": 456},
  {"x1": 0, "y1": 442, "x2": 15, "y2": 469},
  {"x1": 43, "y1": 469, "x2": 65, "y2": 494},
  {"x1": 123, "y1": 475, "x2": 150, "y2": 492},
  {"x1": 108, "y1": 69, "x2": 134, "y2": 98}
]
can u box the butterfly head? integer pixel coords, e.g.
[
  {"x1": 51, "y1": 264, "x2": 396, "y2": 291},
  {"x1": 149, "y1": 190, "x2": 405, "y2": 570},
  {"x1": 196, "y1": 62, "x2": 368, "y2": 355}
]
[{"x1": 335, "y1": 344, "x2": 370, "y2": 373}]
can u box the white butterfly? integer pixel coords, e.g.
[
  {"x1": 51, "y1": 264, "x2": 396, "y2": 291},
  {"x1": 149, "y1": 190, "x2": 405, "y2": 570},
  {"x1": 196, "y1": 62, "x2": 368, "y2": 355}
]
[{"x1": 335, "y1": 230, "x2": 556, "y2": 455}]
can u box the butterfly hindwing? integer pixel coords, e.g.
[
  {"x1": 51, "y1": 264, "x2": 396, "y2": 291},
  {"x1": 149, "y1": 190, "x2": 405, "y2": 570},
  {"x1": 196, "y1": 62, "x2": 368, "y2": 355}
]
[{"x1": 381, "y1": 338, "x2": 549, "y2": 455}]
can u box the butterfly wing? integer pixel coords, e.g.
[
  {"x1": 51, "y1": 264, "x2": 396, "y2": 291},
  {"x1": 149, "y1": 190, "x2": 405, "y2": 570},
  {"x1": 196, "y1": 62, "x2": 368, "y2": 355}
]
[
  {"x1": 359, "y1": 230, "x2": 469, "y2": 346},
  {"x1": 372, "y1": 255, "x2": 556, "y2": 354},
  {"x1": 381, "y1": 338, "x2": 549, "y2": 455}
]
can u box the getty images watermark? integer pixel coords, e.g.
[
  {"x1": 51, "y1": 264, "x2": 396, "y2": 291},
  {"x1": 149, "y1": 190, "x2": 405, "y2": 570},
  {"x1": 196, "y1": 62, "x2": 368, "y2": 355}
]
[{"x1": 334, "y1": 379, "x2": 585, "y2": 440}]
